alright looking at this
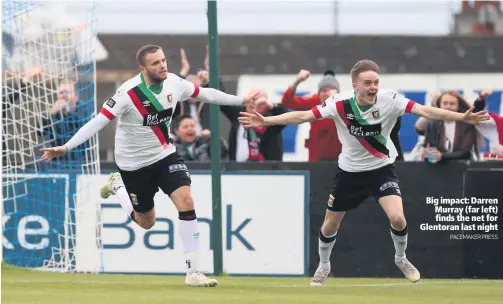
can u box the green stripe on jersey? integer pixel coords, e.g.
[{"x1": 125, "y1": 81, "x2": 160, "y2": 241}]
[
  {"x1": 349, "y1": 97, "x2": 387, "y2": 146},
  {"x1": 137, "y1": 74, "x2": 172, "y2": 130},
  {"x1": 138, "y1": 81, "x2": 164, "y2": 111}
]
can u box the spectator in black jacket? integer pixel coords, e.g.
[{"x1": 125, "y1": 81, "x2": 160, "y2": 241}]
[
  {"x1": 422, "y1": 90, "x2": 482, "y2": 163},
  {"x1": 173, "y1": 115, "x2": 229, "y2": 161},
  {"x1": 221, "y1": 90, "x2": 288, "y2": 162}
]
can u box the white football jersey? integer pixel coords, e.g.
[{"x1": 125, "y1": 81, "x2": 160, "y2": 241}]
[
  {"x1": 101, "y1": 73, "x2": 198, "y2": 171},
  {"x1": 312, "y1": 90, "x2": 415, "y2": 172}
]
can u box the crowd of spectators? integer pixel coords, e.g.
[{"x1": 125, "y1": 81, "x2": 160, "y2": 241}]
[{"x1": 170, "y1": 47, "x2": 503, "y2": 164}]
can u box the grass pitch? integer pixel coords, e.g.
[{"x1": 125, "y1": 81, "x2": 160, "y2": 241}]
[{"x1": 2, "y1": 264, "x2": 502, "y2": 304}]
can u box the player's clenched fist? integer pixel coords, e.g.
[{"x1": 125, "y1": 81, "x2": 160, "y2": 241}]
[{"x1": 296, "y1": 69, "x2": 310, "y2": 82}]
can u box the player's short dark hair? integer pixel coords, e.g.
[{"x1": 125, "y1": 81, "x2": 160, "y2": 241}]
[
  {"x1": 175, "y1": 114, "x2": 195, "y2": 129},
  {"x1": 136, "y1": 44, "x2": 162, "y2": 66},
  {"x1": 350, "y1": 60, "x2": 380, "y2": 82}
]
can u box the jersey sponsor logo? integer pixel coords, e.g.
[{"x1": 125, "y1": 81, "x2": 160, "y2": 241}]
[
  {"x1": 349, "y1": 123, "x2": 382, "y2": 137},
  {"x1": 379, "y1": 181, "x2": 400, "y2": 194},
  {"x1": 346, "y1": 113, "x2": 355, "y2": 120},
  {"x1": 106, "y1": 98, "x2": 116, "y2": 108},
  {"x1": 168, "y1": 164, "x2": 188, "y2": 173},
  {"x1": 143, "y1": 108, "x2": 173, "y2": 127},
  {"x1": 143, "y1": 100, "x2": 150, "y2": 106}
]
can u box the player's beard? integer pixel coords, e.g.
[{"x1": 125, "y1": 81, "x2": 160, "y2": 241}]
[{"x1": 146, "y1": 69, "x2": 166, "y2": 85}]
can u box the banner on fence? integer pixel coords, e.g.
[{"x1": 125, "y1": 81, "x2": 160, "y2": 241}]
[
  {"x1": 237, "y1": 73, "x2": 503, "y2": 161},
  {"x1": 2, "y1": 174, "x2": 69, "y2": 269},
  {"x1": 75, "y1": 172, "x2": 309, "y2": 276}
]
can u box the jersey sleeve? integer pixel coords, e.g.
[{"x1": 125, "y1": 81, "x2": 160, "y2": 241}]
[
  {"x1": 389, "y1": 91, "x2": 416, "y2": 116},
  {"x1": 311, "y1": 95, "x2": 338, "y2": 119},
  {"x1": 178, "y1": 75, "x2": 200, "y2": 100},
  {"x1": 100, "y1": 87, "x2": 130, "y2": 120}
]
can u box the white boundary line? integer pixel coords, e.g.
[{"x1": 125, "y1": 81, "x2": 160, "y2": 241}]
[
  {"x1": 271, "y1": 280, "x2": 503, "y2": 288},
  {"x1": 4, "y1": 278, "x2": 502, "y2": 287}
]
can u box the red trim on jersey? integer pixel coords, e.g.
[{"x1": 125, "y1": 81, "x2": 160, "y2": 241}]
[
  {"x1": 335, "y1": 101, "x2": 350, "y2": 125},
  {"x1": 101, "y1": 108, "x2": 115, "y2": 120},
  {"x1": 191, "y1": 84, "x2": 200, "y2": 98},
  {"x1": 405, "y1": 101, "x2": 415, "y2": 113},
  {"x1": 127, "y1": 90, "x2": 169, "y2": 148},
  {"x1": 311, "y1": 106, "x2": 322, "y2": 118},
  {"x1": 489, "y1": 113, "x2": 503, "y2": 145},
  {"x1": 335, "y1": 101, "x2": 387, "y2": 160}
]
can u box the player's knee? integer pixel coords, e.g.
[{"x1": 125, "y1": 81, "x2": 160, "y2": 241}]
[
  {"x1": 140, "y1": 219, "x2": 156, "y2": 230},
  {"x1": 321, "y1": 220, "x2": 340, "y2": 235},
  {"x1": 179, "y1": 193, "x2": 195, "y2": 211},
  {"x1": 389, "y1": 213, "x2": 406, "y2": 229},
  {"x1": 135, "y1": 210, "x2": 156, "y2": 229}
]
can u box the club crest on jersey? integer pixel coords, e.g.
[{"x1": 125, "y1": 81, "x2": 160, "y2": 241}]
[
  {"x1": 130, "y1": 193, "x2": 138, "y2": 205},
  {"x1": 167, "y1": 94, "x2": 173, "y2": 104},
  {"x1": 372, "y1": 110, "x2": 380, "y2": 119},
  {"x1": 327, "y1": 194, "x2": 334, "y2": 207}
]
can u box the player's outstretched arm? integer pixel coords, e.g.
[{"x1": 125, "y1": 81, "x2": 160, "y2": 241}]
[
  {"x1": 238, "y1": 110, "x2": 316, "y2": 128},
  {"x1": 410, "y1": 103, "x2": 490, "y2": 125},
  {"x1": 40, "y1": 113, "x2": 110, "y2": 161},
  {"x1": 197, "y1": 87, "x2": 259, "y2": 106}
]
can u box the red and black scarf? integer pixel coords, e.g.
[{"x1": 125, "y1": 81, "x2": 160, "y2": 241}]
[{"x1": 246, "y1": 126, "x2": 267, "y2": 161}]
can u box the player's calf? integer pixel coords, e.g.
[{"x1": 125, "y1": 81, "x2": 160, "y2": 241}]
[
  {"x1": 171, "y1": 186, "x2": 195, "y2": 211},
  {"x1": 134, "y1": 210, "x2": 156, "y2": 229}
]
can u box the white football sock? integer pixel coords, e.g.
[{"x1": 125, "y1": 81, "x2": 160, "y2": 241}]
[
  {"x1": 319, "y1": 231, "x2": 337, "y2": 269},
  {"x1": 179, "y1": 216, "x2": 200, "y2": 274},
  {"x1": 115, "y1": 186, "x2": 134, "y2": 219},
  {"x1": 390, "y1": 224, "x2": 408, "y2": 259}
]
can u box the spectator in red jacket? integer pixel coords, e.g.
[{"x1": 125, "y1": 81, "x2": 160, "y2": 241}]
[
  {"x1": 281, "y1": 69, "x2": 405, "y2": 162},
  {"x1": 281, "y1": 69, "x2": 342, "y2": 161},
  {"x1": 473, "y1": 90, "x2": 503, "y2": 158}
]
